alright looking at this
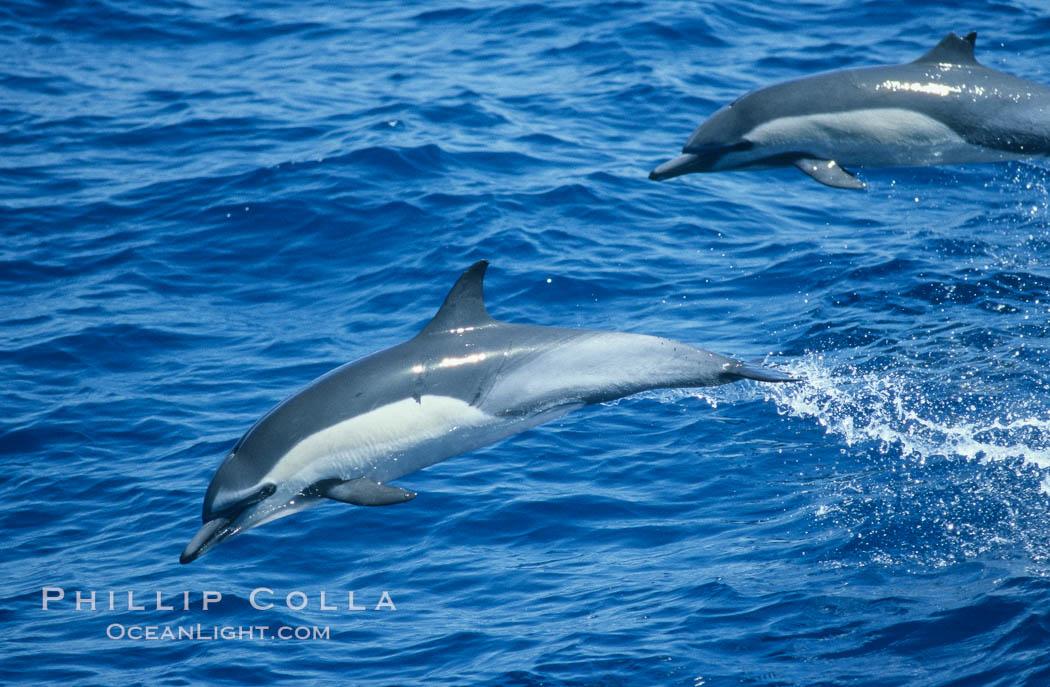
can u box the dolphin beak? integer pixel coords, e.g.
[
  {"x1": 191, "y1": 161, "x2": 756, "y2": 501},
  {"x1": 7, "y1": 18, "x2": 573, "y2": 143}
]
[
  {"x1": 649, "y1": 153, "x2": 703, "y2": 181},
  {"x1": 180, "y1": 517, "x2": 231, "y2": 564}
]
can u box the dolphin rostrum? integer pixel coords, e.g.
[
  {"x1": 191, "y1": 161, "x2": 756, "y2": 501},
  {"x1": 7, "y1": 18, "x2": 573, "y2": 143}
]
[
  {"x1": 650, "y1": 32, "x2": 1050, "y2": 189},
  {"x1": 180, "y1": 261, "x2": 795, "y2": 563}
]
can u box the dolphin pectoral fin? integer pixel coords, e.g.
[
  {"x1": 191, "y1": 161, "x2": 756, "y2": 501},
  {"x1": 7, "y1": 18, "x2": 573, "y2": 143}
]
[
  {"x1": 793, "y1": 158, "x2": 866, "y2": 190},
  {"x1": 318, "y1": 477, "x2": 418, "y2": 507}
]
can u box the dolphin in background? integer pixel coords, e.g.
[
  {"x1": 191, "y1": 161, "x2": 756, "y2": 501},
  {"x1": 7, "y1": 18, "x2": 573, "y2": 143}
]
[
  {"x1": 181, "y1": 261, "x2": 796, "y2": 563},
  {"x1": 649, "y1": 32, "x2": 1050, "y2": 189}
]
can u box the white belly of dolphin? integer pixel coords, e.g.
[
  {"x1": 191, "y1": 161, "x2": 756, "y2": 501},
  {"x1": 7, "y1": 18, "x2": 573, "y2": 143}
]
[
  {"x1": 261, "y1": 393, "x2": 581, "y2": 491},
  {"x1": 262, "y1": 395, "x2": 496, "y2": 487},
  {"x1": 745, "y1": 107, "x2": 1015, "y2": 167}
]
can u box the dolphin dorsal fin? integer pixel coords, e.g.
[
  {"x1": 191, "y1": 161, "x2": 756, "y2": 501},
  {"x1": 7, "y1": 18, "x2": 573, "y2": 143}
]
[
  {"x1": 913, "y1": 31, "x2": 978, "y2": 65},
  {"x1": 419, "y1": 260, "x2": 496, "y2": 335}
]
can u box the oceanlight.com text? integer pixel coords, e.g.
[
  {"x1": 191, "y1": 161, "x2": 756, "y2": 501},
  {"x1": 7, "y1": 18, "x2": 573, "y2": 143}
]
[{"x1": 106, "y1": 624, "x2": 331, "y2": 641}]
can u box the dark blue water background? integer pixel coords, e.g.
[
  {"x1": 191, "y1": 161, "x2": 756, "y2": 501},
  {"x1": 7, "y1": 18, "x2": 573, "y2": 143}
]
[{"x1": 4, "y1": 1, "x2": 1050, "y2": 685}]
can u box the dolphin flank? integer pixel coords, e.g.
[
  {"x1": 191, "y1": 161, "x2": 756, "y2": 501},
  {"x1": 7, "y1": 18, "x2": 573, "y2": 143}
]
[
  {"x1": 649, "y1": 32, "x2": 1050, "y2": 189},
  {"x1": 180, "y1": 261, "x2": 796, "y2": 563}
]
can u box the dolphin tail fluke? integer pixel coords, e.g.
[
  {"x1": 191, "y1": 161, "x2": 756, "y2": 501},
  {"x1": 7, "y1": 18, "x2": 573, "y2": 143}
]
[{"x1": 725, "y1": 360, "x2": 799, "y2": 383}]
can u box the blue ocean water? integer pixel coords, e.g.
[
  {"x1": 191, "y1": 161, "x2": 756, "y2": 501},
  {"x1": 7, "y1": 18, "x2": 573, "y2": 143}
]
[{"x1": 4, "y1": 0, "x2": 1050, "y2": 684}]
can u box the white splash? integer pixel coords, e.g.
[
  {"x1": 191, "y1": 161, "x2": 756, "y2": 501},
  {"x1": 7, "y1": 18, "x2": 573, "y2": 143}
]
[
  {"x1": 756, "y1": 355, "x2": 1050, "y2": 569},
  {"x1": 762, "y1": 356, "x2": 1050, "y2": 492}
]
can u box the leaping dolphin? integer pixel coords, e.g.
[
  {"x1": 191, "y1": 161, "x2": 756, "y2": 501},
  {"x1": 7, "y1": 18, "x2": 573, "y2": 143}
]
[
  {"x1": 180, "y1": 261, "x2": 796, "y2": 563},
  {"x1": 649, "y1": 32, "x2": 1050, "y2": 189}
]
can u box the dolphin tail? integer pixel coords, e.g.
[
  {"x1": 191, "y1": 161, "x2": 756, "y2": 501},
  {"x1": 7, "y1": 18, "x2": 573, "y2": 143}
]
[{"x1": 725, "y1": 360, "x2": 799, "y2": 383}]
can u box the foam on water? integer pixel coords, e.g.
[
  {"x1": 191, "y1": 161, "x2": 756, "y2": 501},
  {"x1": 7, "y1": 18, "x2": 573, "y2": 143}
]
[
  {"x1": 767, "y1": 356, "x2": 1050, "y2": 477},
  {"x1": 763, "y1": 354, "x2": 1050, "y2": 569}
]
